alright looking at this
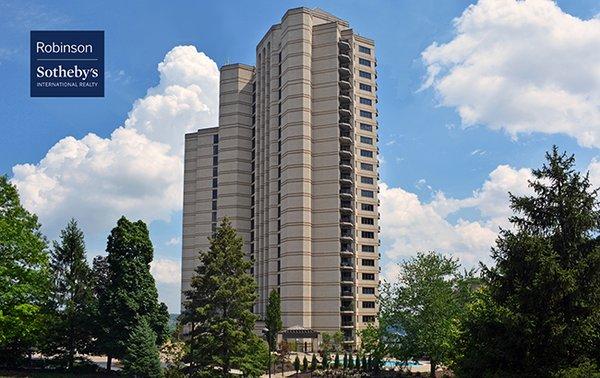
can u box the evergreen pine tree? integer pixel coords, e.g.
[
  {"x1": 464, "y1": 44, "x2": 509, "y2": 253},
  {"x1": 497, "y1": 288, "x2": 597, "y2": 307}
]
[
  {"x1": 343, "y1": 353, "x2": 348, "y2": 369},
  {"x1": 265, "y1": 289, "x2": 282, "y2": 351},
  {"x1": 302, "y1": 355, "x2": 308, "y2": 372},
  {"x1": 459, "y1": 147, "x2": 600, "y2": 376},
  {"x1": 47, "y1": 219, "x2": 94, "y2": 370},
  {"x1": 367, "y1": 355, "x2": 373, "y2": 371},
  {"x1": 294, "y1": 355, "x2": 300, "y2": 374},
  {"x1": 348, "y1": 354, "x2": 354, "y2": 369},
  {"x1": 362, "y1": 355, "x2": 367, "y2": 371},
  {"x1": 181, "y1": 218, "x2": 258, "y2": 377},
  {"x1": 334, "y1": 353, "x2": 340, "y2": 369},
  {"x1": 311, "y1": 354, "x2": 318, "y2": 370},
  {"x1": 97, "y1": 217, "x2": 169, "y2": 370},
  {"x1": 355, "y1": 355, "x2": 361, "y2": 370},
  {"x1": 122, "y1": 318, "x2": 162, "y2": 378}
]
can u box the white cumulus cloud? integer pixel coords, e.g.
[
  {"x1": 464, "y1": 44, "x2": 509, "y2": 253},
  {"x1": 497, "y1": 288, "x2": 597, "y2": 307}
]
[
  {"x1": 151, "y1": 258, "x2": 181, "y2": 285},
  {"x1": 11, "y1": 46, "x2": 219, "y2": 236},
  {"x1": 421, "y1": 0, "x2": 600, "y2": 147},
  {"x1": 379, "y1": 164, "x2": 534, "y2": 279}
]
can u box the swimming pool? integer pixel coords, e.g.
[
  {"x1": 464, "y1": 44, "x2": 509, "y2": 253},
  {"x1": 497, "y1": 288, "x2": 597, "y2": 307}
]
[{"x1": 383, "y1": 360, "x2": 421, "y2": 368}]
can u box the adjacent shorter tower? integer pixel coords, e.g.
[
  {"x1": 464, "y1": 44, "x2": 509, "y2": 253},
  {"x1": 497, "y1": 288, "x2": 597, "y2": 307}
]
[{"x1": 182, "y1": 7, "x2": 380, "y2": 347}]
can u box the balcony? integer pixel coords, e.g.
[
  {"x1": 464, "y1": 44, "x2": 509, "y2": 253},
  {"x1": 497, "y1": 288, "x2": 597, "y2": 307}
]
[
  {"x1": 338, "y1": 40, "x2": 351, "y2": 51},
  {"x1": 338, "y1": 66, "x2": 352, "y2": 79},
  {"x1": 338, "y1": 53, "x2": 351, "y2": 65},
  {"x1": 339, "y1": 188, "x2": 353, "y2": 200},
  {"x1": 341, "y1": 259, "x2": 354, "y2": 270},
  {"x1": 339, "y1": 107, "x2": 352, "y2": 119},
  {"x1": 341, "y1": 288, "x2": 353, "y2": 298},
  {"x1": 340, "y1": 304, "x2": 354, "y2": 313},
  {"x1": 340, "y1": 246, "x2": 354, "y2": 256},
  {"x1": 339, "y1": 79, "x2": 352, "y2": 91},
  {"x1": 339, "y1": 93, "x2": 352, "y2": 103},
  {"x1": 340, "y1": 173, "x2": 353, "y2": 185},
  {"x1": 340, "y1": 215, "x2": 353, "y2": 226},
  {"x1": 340, "y1": 201, "x2": 353, "y2": 213},
  {"x1": 340, "y1": 230, "x2": 354, "y2": 242},
  {"x1": 339, "y1": 131, "x2": 353, "y2": 145},
  {"x1": 339, "y1": 159, "x2": 353, "y2": 172},
  {"x1": 339, "y1": 147, "x2": 352, "y2": 159}
]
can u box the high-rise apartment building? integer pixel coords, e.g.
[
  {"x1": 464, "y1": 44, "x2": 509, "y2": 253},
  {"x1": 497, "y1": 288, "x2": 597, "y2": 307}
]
[{"x1": 182, "y1": 7, "x2": 380, "y2": 347}]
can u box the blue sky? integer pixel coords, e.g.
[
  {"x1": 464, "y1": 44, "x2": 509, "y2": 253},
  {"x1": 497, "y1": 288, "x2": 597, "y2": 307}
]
[{"x1": 1, "y1": 0, "x2": 599, "y2": 313}]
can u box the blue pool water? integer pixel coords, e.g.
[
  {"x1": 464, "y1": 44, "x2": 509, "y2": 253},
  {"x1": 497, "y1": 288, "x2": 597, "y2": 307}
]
[{"x1": 383, "y1": 360, "x2": 421, "y2": 368}]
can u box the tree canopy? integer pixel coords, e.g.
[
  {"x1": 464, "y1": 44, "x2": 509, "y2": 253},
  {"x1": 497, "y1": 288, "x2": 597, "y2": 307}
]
[
  {"x1": 458, "y1": 147, "x2": 600, "y2": 376},
  {"x1": 0, "y1": 175, "x2": 50, "y2": 364},
  {"x1": 181, "y1": 217, "x2": 258, "y2": 377}
]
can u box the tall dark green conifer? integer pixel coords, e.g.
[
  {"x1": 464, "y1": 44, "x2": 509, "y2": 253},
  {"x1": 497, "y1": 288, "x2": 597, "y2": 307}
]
[
  {"x1": 122, "y1": 318, "x2": 162, "y2": 378},
  {"x1": 458, "y1": 147, "x2": 600, "y2": 376},
  {"x1": 48, "y1": 219, "x2": 94, "y2": 370},
  {"x1": 97, "y1": 216, "x2": 169, "y2": 371},
  {"x1": 265, "y1": 289, "x2": 282, "y2": 349},
  {"x1": 181, "y1": 217, "x2": 258, "y2": 377}
]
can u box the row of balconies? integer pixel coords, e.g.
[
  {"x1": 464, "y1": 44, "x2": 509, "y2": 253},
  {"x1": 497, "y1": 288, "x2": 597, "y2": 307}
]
[{"x1": 339, "y1": 39, "x2": 356, "y2": 346}]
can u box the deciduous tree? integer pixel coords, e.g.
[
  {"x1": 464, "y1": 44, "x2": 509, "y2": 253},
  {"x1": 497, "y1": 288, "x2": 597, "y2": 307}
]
[
  {"x1": 380, "y1": 251, "x2": 476, "y2": 377},
  {"x1": 0, "y1": 175, "x2": 50, "y2": 365},
  {"x1": 97, "y1": 216, "x2": 169, "y2": 370}
]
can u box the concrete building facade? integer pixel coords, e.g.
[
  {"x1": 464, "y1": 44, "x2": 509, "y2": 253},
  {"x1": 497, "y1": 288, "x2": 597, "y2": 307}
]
[{"x1": 182, "y1": 7, "x2": 380, "y2": 347}]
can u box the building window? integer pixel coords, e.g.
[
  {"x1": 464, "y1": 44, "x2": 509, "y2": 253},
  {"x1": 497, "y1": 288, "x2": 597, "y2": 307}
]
[
  {"x1": 212, "y1": 178, "x2": 218, "y2": 188},
  {"x1": 362, "y1": 273, "x2": 375, "y2": 281},
  {"x1": 359, "y1": 70, "x2": 372, "y2": 79},
  {"x1": 363, "y1": 315, "x2": 376, "y2": 323},
  {"x1": 360, "y1": 149, "x2": 373, "y2": 158},
  {"x1": 359, "y1": 45, "x2": 371, "y2": 55},
  {"x1": 362, "y1": 259, "x2": 375, "y2": 266},
  {"x1": 362, "y1": 301, "x2": 376, "y2": 308},
  {"x1": 360, "y1": 110, "x2": 372, "y2": 119},
  {"x1": 212, "y1": 201, "x2": 217, "y2": 211},
  {"x1": 213, "y1": 145, "x2": 219, "y2": 155},
  {"x1": 362, "y1": 231, "x2": 375, "y2": 239},
  {"x1": 212, "y1": 212, "x2": 217, "y2": 222},
  {"x1": 213, "y1": 134, "x2": 219, "y2": 144},
  {"x1": 360, "y1": 123, "x2": 373, "y2": 132},
  {"x1": 362, "y1": 245, "x2": 375, "y2": 253},
  {"x1": 359, "y1": 58, "x2": 371, "y2": 66},
  {"x1": 212, "y1": 190, "x2": 217, "y2": 200},
  {"x1": 359, "y1": 97, "x2": 372, "y2": 105},
  {"x1": 360, "y1": 136, "x2": 373, "y2": 144},
  {"x1": 213, "y1": 156, "x2": 218, "y2": 165},
  {"x1": 359, "y1": 83, "x2": 372, "y2": 92},
  {"x1": 361, "y1": 203, "x2": 374, "y2": 211},
  {"x1": 361, "y1": 162, "x2": 373, "y2": 171},
  {"x1": 362, "y1": 287, "x2": 375, "y2": 295},
  {"x1": 361, "y1": 189, "x2": 374, "y2": 198},
  {"x1": 361, "y1": 176, "x2": 374, "y2": 184},
  {"x1": 361, "y1": 217, "x2": 374, "y2": 225}
]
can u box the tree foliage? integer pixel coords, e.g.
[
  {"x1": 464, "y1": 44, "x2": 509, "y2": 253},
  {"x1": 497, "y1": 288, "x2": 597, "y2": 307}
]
[
  {"x1": 458, "y1": 147, "x2": 600, "y2": 376},
  {"x1": 123, "y1": 318, "x2": 163, "y2": 378},
  {"x1": 181, "y1": 218, "x2": 258, "y2": 377},
  {"x1": 0, "y1": 175, "x2": 50, "y2": 364},
  {"x1": 47, "y1": 219, "x2": 95, "y2": 369},
  {"x1": 96, "y1": 216, "x2": 169, "y2": 367},
  {"x1": 265, "y1": 289, "x2": 282, "y2": 350},
  {"x1": 380, "y1": 251, "x2": 476, "y2": 376}
]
